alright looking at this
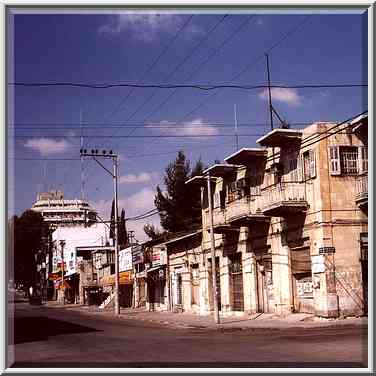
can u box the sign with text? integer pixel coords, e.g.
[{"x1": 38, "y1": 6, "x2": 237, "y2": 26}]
[
  {"x1": 132, "y1": 245, "x2": 143, "y2": 264},
  {"x1": 119, "y1": 247, "x2": 133, "y2": 272},
  {"x1": 319, "y1": 246, "x2": 335, "y2": 255}
]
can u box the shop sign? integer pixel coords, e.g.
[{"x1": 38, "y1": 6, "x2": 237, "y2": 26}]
[
  {"x1": 132, "y1": 245, "x2": 143, "y2": 264},
  {"x1": 319, "y1": 246, "x2": 335, "y2": 255},
  {"x1": 119, "y1": 247, "x2": 133, "y2": 272},
  {"x1": 152, "y1": 247, "x2": 167, "y2": 267}
]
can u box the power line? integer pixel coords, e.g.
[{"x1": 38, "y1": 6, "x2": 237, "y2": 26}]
[
  {"x1": 173, "y1": 16, "x2": 314, "y2": 127},
  {"x1": 79, "y1": 14, "x2": 230, "y2": 193},
  {"x1": 10, "y1": 121, "x2": 313, "y2": 127},
  {"x1": 102, "y1": 15, "x2": 195, "y2": 122},
  {"x1": 14, "y1": 133, "x2": 267, "y2": 139},
  {"x1": 137, "y1": 15, "x2": 257, "y2": 123},
  {"x1": 10, "y1": 82, "x2": 367, "y2": 90}
]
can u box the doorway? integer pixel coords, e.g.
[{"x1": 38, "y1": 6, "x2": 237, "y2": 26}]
[
  {"x1": 229, "y1": 253, "x2": 244, "y2": 311},
  {"x1": 256, "y1": 258, "x2": 273, "y2": 313}
]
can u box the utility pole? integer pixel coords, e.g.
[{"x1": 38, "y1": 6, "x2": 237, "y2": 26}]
[
  {"x1": 207, "y1": 172, "x2": 220, "y2": 324},
  {"x1": 59, "y1": 240, "x2": 65, "y2": 305},
  {"x1": 113, "y1": 155, "x2": 120, "y2": 315},
  {"x1": 80, "y1": 148, "x2": 120, "y2": 315},
  {"x1": 266, "y1": 53, "x2": 274, "y2": 132}
]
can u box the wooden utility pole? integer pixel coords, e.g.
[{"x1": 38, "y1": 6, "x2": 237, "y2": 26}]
[
  {"x1": 80, "y1": 149, "x2": 120, "y2": 315},
  {"x1": 207, "y1": 173, "x2": 220, "y2": 324},
  {"x1": 59, "y1": 240, "x2": 65, "y2": 305}
]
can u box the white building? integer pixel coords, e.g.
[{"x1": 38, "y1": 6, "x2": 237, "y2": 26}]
[
  {"x1": 31, "y1": 190, "x2": 97, "y2": 228},
  {"x1": 51, "y1": 222, "x2": 110, "y2": 303}
]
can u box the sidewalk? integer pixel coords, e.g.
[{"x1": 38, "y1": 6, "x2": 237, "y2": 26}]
[{"x1": 46, "y1": 301, "x2": 368, "y2": 331}]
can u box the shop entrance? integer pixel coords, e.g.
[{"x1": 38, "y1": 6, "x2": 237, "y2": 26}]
[
  {"x1": 256, "y1": 257, "x2": 273, "y2": 313},
  {"x1": 229, "y1": 253, "x2": 244, "y2": 311},
  {"x1": 291, "y1": 247, "x2": 314, "y2": 313}
]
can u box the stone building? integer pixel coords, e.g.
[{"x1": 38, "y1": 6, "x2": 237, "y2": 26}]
[{"x1": 184, "y1": 115, "x2": 368, "y2": 318}]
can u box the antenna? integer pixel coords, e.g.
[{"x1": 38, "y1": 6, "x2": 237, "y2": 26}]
[
  {"x1": 234, "y1": 104, "x2": 239, "y2": 151},
  {"x1": 43, "y1": 160, "x2": 47, "y2": 192},
  {"x1": 265, "y1": 53, "x2": 273, "y2": 132},
  {"x1": 80, "y1": 109, "x2": 85, "y2": 201}
]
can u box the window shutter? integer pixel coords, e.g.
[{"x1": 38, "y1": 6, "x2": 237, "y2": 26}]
[
  {"x1": 297, "y1": 154, "x2": 303, "y2": 182},
  {"x1": 213, "y1": 192, "x2": 220, "y2": 208},
  {"x1": 328, "y1": 146, "x2": 341, "y2": 175},
  {"x1": 359, "y1": 146, "x2": 368, "y2": 173},
  {"x1": 309, "y1": 149, "x2": 316, "y2": 178}
]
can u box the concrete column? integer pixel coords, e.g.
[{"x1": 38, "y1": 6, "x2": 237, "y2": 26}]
[
  {"x1": 243, "y1": 252, "x2": 257, "y2": 313},
  {"x1": 221, "y1": 255, "x2": 231, "y2": 314},
  {"x1": 199, "y1": 255, "x2": 210, "y2": 315},
  {"x1": 271, "y1": 234, "x2": 293, "y2": 316}
]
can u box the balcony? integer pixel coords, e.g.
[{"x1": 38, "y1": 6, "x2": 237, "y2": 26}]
[
  {"x1": 261, "y1": 182, "x2": 308, "y2": 217},
  {"x1": 355, "y1": 173, "x2": 368, "y2": 209},
  {"x1": 225, "y1": 194, "x2": 267, "y2": 225}
]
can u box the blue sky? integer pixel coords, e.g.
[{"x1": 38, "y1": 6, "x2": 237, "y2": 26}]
[{"x1": 9, "y1": 10, "x2": 368, "y2": 241}]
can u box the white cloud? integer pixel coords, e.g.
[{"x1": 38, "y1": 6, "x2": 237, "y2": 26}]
[
  {"x1": 259, "y1": 88, "x2": 302, "y2": 106},
  {"x1": 24, "y1": 137, "x2": 70, "y2": 156},
  {"x1": 119, "y1": 172, "x2": 159, "y2": 184},
  {"x1": 98, "y1": 13, "x2": 201, "y2": 42},
  {"x1": 149, "y1": 118, "x2": 219, "y2": 137}
]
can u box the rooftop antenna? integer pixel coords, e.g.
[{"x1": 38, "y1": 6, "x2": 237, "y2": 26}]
[
  {"x1": 234, "y1": 104, "x2": 239, "y2": 151},
  {"x1": 266, "y1": 54, "x2": 273, "y2": 132},
  {"x1": 265, "y1": 53, "x2": 289, "y2": 130},
  {"x1": 80, "y1": 108, "x2": 85, "y2": 201},
  {"x1": 43, "y1": 160, "x2": 47, "y2": 192}
]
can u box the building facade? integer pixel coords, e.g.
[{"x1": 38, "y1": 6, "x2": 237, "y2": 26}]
[
  {"x1": 31, "y1": 190, "x2": 97, "y2": 228},
  {"x1": 191, "y1": 115, "x2": 368, "y2": 318}
]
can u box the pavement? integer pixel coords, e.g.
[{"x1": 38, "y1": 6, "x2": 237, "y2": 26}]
[{"x1": 45, "y1": 300, "x2": 368, "y2": 332}]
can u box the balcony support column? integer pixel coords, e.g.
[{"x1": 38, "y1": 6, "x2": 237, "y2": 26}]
[{"x1": 271, "y1": 231, "x2": 294, "y2": 316}]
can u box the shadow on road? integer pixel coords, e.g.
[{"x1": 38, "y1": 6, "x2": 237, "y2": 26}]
[{"x1": 13, "y1": 316, "x2": 100, "y2": 344}]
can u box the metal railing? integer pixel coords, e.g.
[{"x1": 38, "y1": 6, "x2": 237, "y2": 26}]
[{"x1": 261, "y1": 182, "x2": 307, "y2": 209}]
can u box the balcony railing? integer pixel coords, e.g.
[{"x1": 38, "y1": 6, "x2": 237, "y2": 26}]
[
  {"x1": 261, "y1": 182, "x2": 308, "y2": 216},
  {"x1": 355, "y1": 173, "x2": 368, "y2": 207}
]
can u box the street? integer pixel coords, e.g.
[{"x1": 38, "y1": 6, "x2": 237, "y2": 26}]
[{"x1": 9, "y1": 302, "x2": 368, "y2": 368}]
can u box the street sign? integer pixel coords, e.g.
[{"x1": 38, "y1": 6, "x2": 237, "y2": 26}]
[{"x1": 319, "y1": 246, "x2": 335, "y2": 255}]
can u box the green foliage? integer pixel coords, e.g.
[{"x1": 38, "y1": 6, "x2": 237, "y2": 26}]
[
  {"x1": 118, "y1": 208, "x2": 128, "y2": 248},
  {"x1": 153, "y1": 151, "x2": 205, "y2": 234},
  {"x1": 11, "y1": 210, "x2": 49, "y2": 286}
]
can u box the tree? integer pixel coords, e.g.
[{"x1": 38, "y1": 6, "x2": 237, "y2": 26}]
[
  {"x1": 109, "y1": 199, "x2": 115, "y2": 245},
  {"x1": 12, "y1": 210, "x2": 49, "y2": 288},
  {"x1": 143, "y1": 224, "x2": 163, "y2": 240},
  {"x1": 153, "y1": 151, "x2": 204, "y2": 234},
  {"x1": 118, "y1": 209, "x2": 128, "y2": 248}
]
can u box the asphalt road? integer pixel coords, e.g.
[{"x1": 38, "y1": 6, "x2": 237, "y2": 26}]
[{"x1": 9, "y1": 302, "x2": 368, "y2": 368}]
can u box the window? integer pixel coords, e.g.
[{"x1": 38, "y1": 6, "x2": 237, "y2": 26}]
[{"x1": 328, "y1": 146, "x2": 367, "y2": 175}]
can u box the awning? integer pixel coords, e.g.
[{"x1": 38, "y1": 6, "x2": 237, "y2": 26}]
[
  {"x1": 101, "y1": 271, "x2": 134, "y2": 286},
  {"x1": 203, "y1": 164, "x2": 242, "y2": 177},
  {"x1": 257, "y1": 129, "x2": 303, "y2": 147},
  {"x1": 224, "y1": 148, "x2": 267, "y2": 165},
  {"x1": 147, "y1": 265, "x2": 164, "y2": 273},
  {"x1": 164, "y1": 230, "x2": 202, "y2": 246},
  {"x1": 185, "y1": 175, "x2": 217, "y2": 186}
]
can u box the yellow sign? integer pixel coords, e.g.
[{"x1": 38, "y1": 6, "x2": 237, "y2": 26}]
[{"x1": 101, "y1": 271, "x2": 134, "y2": 286}]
